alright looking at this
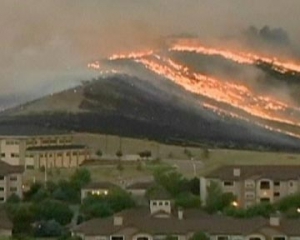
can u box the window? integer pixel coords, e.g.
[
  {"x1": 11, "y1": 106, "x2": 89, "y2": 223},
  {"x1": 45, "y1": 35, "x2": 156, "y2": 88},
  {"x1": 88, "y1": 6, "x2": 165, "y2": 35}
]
[
  {"x1": 0, "y1": 197, "x2": 4, "y2": 201},
  {"x1": 164, "y1": 201, "x2": 169, "y2": 206},
  {"x1": 260, "y1": 181, "x2": 270, "y2": 190},
  {"x1": 10, "y1": 187, "x2": 17, "y2": 192},
  {"x1": 40, "y1": 154, "x2": 44, "y2": 158},
  {"x1": 73, "y1": 152, "x2": 77, "y2": 156},
  {"x1": 49, "y1": 154, "x2": 53, "y2": 157},
  {"x1": 152, "y1": 201, "x2": 157, "y2": 206},
  {"x1": 223, "y1": 181, "x2": 234, "y2": 186},
  {"x1": 0, "y1": 187, "x2": 4, "y2": 191},
  {"x1": 274, "y1": 192, "x2": 280, "y2": 197},
  {"x1": 260, "y1": 198, "x2": 270, "y2": 203},
  {"x1": 0, "y1": 176, "x2": 4, "y2": 180},
  {"x1": 289, "y1": 181, "x2": 294, "y2": 187},
  {"x1": 159, "y1": 201, "x2": 163, "y2": 206},
  {"x1": 57, "y1": 153, "x2": 63, "y2": 157},
  {"x1": 66, "y1": 152, "x2": 70, "y2": 156},
  {"x1": 245, "y1": 180, "x2": 255, "y2": 188},
  {"x1": 10, "y1": 176, "x2": 17, "y2": 181},
  {"x1": 137, "y1": 237, "x2": 150, "y2": 240},
  {"x1": 274, "y1": 181, "x2": 280, "y2": 186},
  {"x1": 10, "y1": 153, "x2": 19, "y2": 158},
  {"x1": 0, "y1": 153, "x2": 5, "y2": 158},
  {"x1": 245, "y1": 192, "x2": 255, "y2": 199},
  {"x1": 217, "y1": 236, "x2": 229, "y2": 240},
  {"x1": 249, "y1": 238, "x2": 262, "y2": 240},
  {"x1": 111, "y1": 236, "x2": 124, "y2": 240},
  {"x1": 26, "y1": 165, "x2": 34, "y2": 170},
  {"x1": 273, "y1": 236, "x2": 286, "y2": 240}
]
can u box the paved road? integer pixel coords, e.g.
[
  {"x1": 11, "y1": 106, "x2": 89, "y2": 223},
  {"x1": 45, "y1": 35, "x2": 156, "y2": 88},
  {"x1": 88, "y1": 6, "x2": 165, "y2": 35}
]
[{"x1": 163, "y1": 159, "x2": 204, "y2": 177}]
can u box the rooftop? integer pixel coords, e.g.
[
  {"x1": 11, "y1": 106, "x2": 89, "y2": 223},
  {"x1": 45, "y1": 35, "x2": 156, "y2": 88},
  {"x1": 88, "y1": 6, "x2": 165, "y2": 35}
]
[
  {"x1": 82, "y1": 181, "x2": 119, "y2": 190},
  {"x1": 26, "y1": 145, "x2": 86, "y2": 151},
  {"x1": 73, "y1": 208, "x2": 271, "y2": 236},
  {"x1": 0, "y1": 161, "x2": 24, "y2": 175},
  {"x1": 206, "y1": 165, "x2": 300, "y2": 181},
  {"x1": 126, "y1": 181, "x2": 155, "y2": 190}
]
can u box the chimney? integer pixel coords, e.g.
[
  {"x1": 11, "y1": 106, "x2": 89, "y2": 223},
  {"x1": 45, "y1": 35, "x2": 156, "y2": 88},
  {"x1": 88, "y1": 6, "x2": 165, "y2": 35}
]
[
  {"x1": 233, "y1": 168, "x2": 241, "y2": 177},
  {"x1": 178, "y1": 208, "x2": 183, "y2": 220},
  {"x1": 269, "y1": 213, "x2": 280, "y2": 227},
  {"x1": 113, "y1": 215, "x2": 123, "y2": 226}
]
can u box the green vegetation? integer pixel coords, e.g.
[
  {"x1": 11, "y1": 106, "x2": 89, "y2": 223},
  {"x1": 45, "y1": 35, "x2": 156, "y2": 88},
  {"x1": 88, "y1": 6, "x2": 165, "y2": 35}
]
[
  {"x1": 189, "y1": 232, "x2": 210, "y2": 240},
  {"x1": 80, "y1": 188, "x2": 135, "y2": 220}
]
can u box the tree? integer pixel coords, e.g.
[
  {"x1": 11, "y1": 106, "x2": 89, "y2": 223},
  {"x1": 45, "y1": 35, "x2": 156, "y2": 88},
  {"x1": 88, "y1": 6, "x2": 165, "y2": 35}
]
[
  {"x1": 70, "y1": 168, "x2": 91, "y2": 190},
  {"x1": 6, "y1": 193, "x2": 21, "y2": 204},
  {"x1": 201, "y1": 148, "x2": 210, "y2": 160},
  {"x1": 189, "y1": 177, "x2": 200, "y2": 196},
  {"x1": 276, "y1": 193, "x2": 300, "y2": 212},
  {"x1": 175, "y1": 192, "x2": 201, "y2": 209},
  {"x1": 33, "y1": 199, "x2": 73, "y2": 225},
  {"x1": 80, "y1": 189, "x2": 135, "y2": 219},
  {"x1": 9, "y1": 204, "x2": 34, "y2": 237},
  {"x1": 117, "y1": 161, "x2": 124, "y2": 172},
  {"x1": 153, "y1": 168, "x2": 189, "y2": 197},
  {"x1": 189, "y1": 232, "x2": 210, "y2": 240},
  {"x1": 34, "y1": 220, "x2": 63, "y2": 237},
  {"x1": 23, "y1": 181, "x2": 44, "y2": 201},
  {"x1": 184, "y1": 148, "x2": 193, "y2": 159},
  {"x1": 205, "y1": 181, "x2": 235, "y2": 213},
  {"x1": 96, "y1": 150, "x2": 103, "y2": 157},
  {"x1": 116, "y1": 150, "x2": 123, "y2": 160},
  {"x1": 53, "y1": 179, "x2": 80, "y2": 203},
  {"x1": 81, "y1": 199, "x2": 113, "y2": 219},
  {"x1": 31, "y1": 187, "x2": 50, "y2": 203}
]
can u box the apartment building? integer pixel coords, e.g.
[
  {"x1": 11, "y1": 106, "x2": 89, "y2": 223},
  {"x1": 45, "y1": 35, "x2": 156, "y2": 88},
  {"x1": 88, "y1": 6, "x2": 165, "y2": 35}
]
[
  {"x1": 73, "y1": 193, "x2": 300, "y2": 240},
  {"x1": 201, "y1": 165, "x2": 300, "y2": 208},
  {"x1": 0, "y1": 160, "x2": 24, "y2": 202},
  {"x1": 0, "y1": 125, "x2": 90, "y2": 169}
]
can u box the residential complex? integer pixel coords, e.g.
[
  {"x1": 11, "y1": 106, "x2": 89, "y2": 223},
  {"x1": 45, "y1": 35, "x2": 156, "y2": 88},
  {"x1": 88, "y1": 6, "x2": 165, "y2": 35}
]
[
  {"x1": 201, "y1": 165, "x2": 300, "y2": 208},
  {"x1": 0, "y1": 160, "x2": 24, "y2": 202},
  {"x1": 72, "y1": 192, "x2": 300, "y2": 240},
  {"x1": 0, "y1": 126, "x2": 90, "y2": 169}
]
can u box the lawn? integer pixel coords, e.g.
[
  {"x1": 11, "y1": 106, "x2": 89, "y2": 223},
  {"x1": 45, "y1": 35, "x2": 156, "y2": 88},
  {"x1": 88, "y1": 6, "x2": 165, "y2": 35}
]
[{"x1": 23, "y1": 147, "x2": 300, "y2": 187}]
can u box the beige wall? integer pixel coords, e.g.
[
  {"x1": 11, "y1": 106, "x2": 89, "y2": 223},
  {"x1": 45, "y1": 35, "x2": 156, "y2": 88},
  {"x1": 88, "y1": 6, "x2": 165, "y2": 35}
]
[
  {"x1": 0, "y1": 229, "x2": 12, "y2": 237},
  {"x1": 0, "y1": 173, "x2": 22, "y2": 202},
  {"x1": 25, "y1": 149, "x2": 90, "y2": 170},
  {"x1": 206, "y1": 177, "x2": 300, "y2": 208}
]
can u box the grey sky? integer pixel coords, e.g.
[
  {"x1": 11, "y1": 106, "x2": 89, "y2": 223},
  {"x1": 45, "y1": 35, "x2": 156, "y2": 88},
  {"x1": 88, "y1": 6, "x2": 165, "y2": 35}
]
[{"x1": 1, "y1": 0, "x2": 300, "y2": 105}]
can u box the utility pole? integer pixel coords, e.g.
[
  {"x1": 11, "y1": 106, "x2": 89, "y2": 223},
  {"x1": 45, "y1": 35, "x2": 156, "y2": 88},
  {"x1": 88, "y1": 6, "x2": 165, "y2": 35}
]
[{"x1": 44, "y1": 159, "x2": 47, "y2": 188}]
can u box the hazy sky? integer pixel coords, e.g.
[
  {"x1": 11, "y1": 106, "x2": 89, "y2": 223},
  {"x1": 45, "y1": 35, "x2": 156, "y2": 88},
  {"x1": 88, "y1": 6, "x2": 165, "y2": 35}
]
[{"x1": 1, "y1": 0, "x2": 300, "y2": 106}]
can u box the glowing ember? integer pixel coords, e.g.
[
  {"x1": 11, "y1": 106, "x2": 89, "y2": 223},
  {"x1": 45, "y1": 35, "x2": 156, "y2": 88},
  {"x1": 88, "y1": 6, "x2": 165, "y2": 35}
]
[
  {"x1": 170, "y1": 41, "x2": 300, "y2": 73},
  {"x1": 87, "y1": 42, "x2": 300, "y2": 139}
]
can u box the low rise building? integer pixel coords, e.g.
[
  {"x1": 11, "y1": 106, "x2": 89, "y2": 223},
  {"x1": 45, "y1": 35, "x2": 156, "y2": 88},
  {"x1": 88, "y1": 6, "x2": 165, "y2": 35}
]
[
  {"x1": 0, "y1": 160, "x2": 24, "y2": 202},
  {"x1": 0, "y1": 125, "x2": 90, "y2": 169},
  {"x1": 26, "y1": 145, "x2": 90, "y2": 169},
  {"x1": 81, "y1": 182, "x2": 119, "y2": 201},
  {"x1": 126, "y1": 181, "x2": 155, "y2": 197},
  {"x1": 201, "y1": 165, "x2": 300, "y2": 208},
  {"x1": 72, "y1": 193, "x2": 300, "y2": 240}
]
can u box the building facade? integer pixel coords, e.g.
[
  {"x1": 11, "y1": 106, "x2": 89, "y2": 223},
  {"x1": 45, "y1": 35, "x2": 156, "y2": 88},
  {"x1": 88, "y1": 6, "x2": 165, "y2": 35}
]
[
  {"x1": 72, "y1": 194, "x2": 300, "y2": 240},
  {"x1": 201, "y1": 165, "x2": 300, "y2": 208},
  {"x1": 0, "y1": 127, "x2": 90, "y2": 169},
  {"x1": 0, "y1": 161, "x2": 24, "y2": 202}
]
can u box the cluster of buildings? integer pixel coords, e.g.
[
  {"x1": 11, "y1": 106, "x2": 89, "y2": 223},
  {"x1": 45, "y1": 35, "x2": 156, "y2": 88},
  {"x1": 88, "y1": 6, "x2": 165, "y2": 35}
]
[
  {"x1": 1, "y1": 126, "x2": 300, "y2": 239},
  {"x1": 73, "y1": 165, "x2": 300, "y2": 240},
  {"x1": 73, "y1": 183, "x2": 300, "y2": 240}
]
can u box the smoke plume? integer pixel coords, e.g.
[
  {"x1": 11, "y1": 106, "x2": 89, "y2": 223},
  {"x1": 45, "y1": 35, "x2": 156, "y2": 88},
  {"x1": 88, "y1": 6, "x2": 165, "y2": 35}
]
[{"x1": 1, "y1": 0, "x2": 300, "y2": 108}]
